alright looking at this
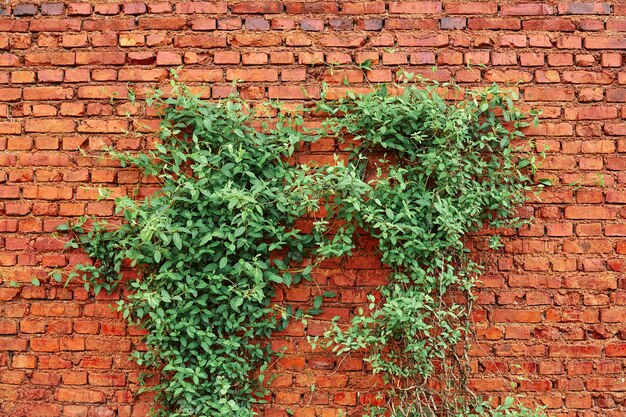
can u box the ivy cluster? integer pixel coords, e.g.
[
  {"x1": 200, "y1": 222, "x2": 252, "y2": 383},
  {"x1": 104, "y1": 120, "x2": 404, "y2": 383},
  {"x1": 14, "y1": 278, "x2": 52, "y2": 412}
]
[
  {"x1": 51, "y1": 78, "x2": 546, "y2": 417},
  {"x1": 314, "y1": 81, "x2": 545, "y2": 416},
  {"x1": 57, "y1": 83, "x2": 355, "y2": 416}
]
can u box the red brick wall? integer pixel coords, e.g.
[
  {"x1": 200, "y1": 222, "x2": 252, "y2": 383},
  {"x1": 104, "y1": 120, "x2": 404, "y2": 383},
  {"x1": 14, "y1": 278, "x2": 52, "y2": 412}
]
[{"x1": 1, "y1": 1, "x2": 626, "y2": 416}]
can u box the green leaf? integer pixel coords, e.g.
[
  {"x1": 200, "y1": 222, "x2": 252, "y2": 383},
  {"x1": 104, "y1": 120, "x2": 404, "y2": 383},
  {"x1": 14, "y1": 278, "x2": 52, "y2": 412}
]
[
  {"x1": 219, "y1": 257, "x2": 228, "y2": 269},
  {"x1": 173, "y1": 233, "x2": 182, "y2": 250}
]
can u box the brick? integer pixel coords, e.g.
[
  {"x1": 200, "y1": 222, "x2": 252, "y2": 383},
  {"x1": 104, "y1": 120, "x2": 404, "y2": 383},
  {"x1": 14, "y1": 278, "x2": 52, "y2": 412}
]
[
  {"x1": 563, "y1": 239, "x2": 613, "y2": 253},
  {"x1": 25, "y1": 119, "x2": 75, "y2": 133},
  {"x1": 558, "y1": 2, "x2": 611, "y2": 15},
  {"x1": 440, "y1": 17, "x2": 466, "y2": 29},
  {"x1": 121, "y1": 2, "x2": 147, "y2": 14},
  {"x1": 226, "y1": 69, "x2": 278, "y2": 82},
  {"x1": 339, "y1": 2, "x2": 382, "y2": 14},
  {"x1": 485, "y1": 70, "x2": 532, "y2": 83},
  {"x1": 174, "y1": 35, "x2": 226, "y2": 48},
  {"x1": 88, "y1": 373, "x2": 126, "y2": 386},
  {"x1": 231, "y1": 2, "x2": 283, "y2": 13},
  {"x1": 444, "y1": 2, "x2": 497, "y2": 14},
  {"x1": 2, "y1": 2, "x2": 626, "y2": 415},
  {"x1": 550, "y1": 345, "x2": 602, "y2": 357},
  {"x1": 31, "y1": 371, "x2": 62, "y2": 385},
  {"x1": 217, "y1": 17, "x2": 242, "y2": 30},
  {"x1": 139, "y1": 17, "x2": 187, "y2": 30},
  {"x1": 389, "y1": 2, "x2": 442, "y2": 13},
  {"x1": 67, "y1": 3, "x2": 93, "y2": 15},
  {"x1": 25, "y1": 53, "x2": 75, "y2": 66},
  {"x1": 0, "y1": 21, "x2": 29, "y2": 32},
  {"x1": 78, "y1": 120, "x2": 128, "y2": 133},
  {"x1": 0, "y1": 337, "x2": 28, "y2": 351},
  {"x1": 468, "y1": 18, "x2": 521, "y2": 30},
  {"x1": 245, "y1": 17, "x2": 270, "y2": 30},
  {"x1": 118, "y1": 69, "x2": 168, "y2": 82},
  {"x1": 232, "y1": 33, "x2": 282, "y2": 47},
  {"x1": 94, "y1": 3, "x2": 119, "y2": 14},
  {"x1": 56, "y1": 388, "x2": 105, "y2": 403},
  {"x1": 77, "y1": 85, "x2": 127, "y2": 99},
  {"x1": 396, "y1": 34, "x2": 448, "y2": 47},
  {"x1": 523, "y1": 18, "x2": 576, "y2": 31},
  {"x1": 41, "y1": 3, "x2": 65, "y2": 16},
  {"x1": 190, "y1": 18, "x2": 217, "y2": 30},
  {"x1": 492, "y1": 310, "x2": 542, "y2": 323},
  {"x1": 81, "y1": 357, "x2": 112, "y2": 369},
  {"x1": 606, "y1": 343, "x2": 626, "y2": 356},
  {"x1": 0, "y1": 54, "x2": 19, "y2": 66},
  {"x1": 585, "y1": 37, "x2": 626, "y2": 50},
  {"x1": 563, "y1": 70, "x2": 614, "y2": 84},
  {"x1": 501, "y1": 4, "x2": 554, "y2": 15},
  {"x1": 564, "y1": 107, "x2": 618, "y2": 120},
  {"x1": 525, "y1": 87, "x2": 574, "y2": 101},
  {"x1": 13, "y1": 4, "x2": 38, "y2": 16},
  {"x1": 300, "y1": 19, "x2": 324, "y2": 31},
  {"x1": 76, "y1": 52, "x2": 125, "y2": 65},
  {"x1": 83, "y1": 19, "x2": 135, "y2": 31},
  {"x1": 23, "y1": 87, "x2": 73, "y2": 101},
  {"x1": 30, "y1": 19, "x2": 82, "y2": 32},
  {"x1": 30, "y1": 338, "x2": 60, "y2": 352},
  {"x1": 286, "y1": 2, "x2": 338, "y2": 13},
  {"x1": 177, "y1": 2, "x2": 227, "y2": 13},
  {"x1": 147, "y1": 3, "x2": 172, "y2": 13},
  {"x1": 156, "y1": 51, "x2": 182, "y2": 65}
]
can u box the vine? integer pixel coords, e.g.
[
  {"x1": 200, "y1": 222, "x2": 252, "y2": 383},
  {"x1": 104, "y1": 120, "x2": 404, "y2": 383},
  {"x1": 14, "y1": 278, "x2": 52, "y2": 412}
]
[
  {"x1": 48, "y1": 77, "x2": 546, "y2": 417},
  {"x1": 54, "y1": 82, "x2": 356, "y2": 416},
  {"x1": 313, "y1": 80, "x2": 546, "y2": 416}
]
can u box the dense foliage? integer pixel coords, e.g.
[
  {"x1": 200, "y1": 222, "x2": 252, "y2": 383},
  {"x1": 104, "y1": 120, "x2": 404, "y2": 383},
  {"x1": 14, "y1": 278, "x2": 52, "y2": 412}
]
[
  {"x1": 55, "y1": 82, "x2": 355, "y2": 416},
  {"x1": 49, "y1": 78, "x2": 545, "y2": 417},
  {"x1": 313, "y1": 82, "x2": 543, "y2": 416}
]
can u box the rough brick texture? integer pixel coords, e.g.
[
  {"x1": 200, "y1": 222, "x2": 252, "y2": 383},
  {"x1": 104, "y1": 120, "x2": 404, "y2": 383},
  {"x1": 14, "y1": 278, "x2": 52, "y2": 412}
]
[{"x1": 0, "y1": 1, "x2": 626, "y2": 416}]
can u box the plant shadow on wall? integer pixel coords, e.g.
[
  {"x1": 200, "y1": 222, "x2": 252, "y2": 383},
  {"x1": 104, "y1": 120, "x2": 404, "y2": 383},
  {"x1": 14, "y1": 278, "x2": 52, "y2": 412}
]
[{"x1": 44, "y1": 74, "x2": 548, "y2": 417}]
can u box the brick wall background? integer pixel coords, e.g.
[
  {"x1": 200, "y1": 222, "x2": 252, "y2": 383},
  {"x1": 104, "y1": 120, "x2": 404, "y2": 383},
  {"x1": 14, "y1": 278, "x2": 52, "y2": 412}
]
[{"x1": 1, "y1": 1, "x2": 626, "y2": 416}]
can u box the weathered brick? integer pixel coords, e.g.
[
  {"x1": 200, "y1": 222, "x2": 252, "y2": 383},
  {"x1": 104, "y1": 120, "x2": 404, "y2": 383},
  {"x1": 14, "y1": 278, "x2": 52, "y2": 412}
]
[
  {"x1": 174, "y1": 35, "x2": 226, "y2": 48},
  {"x1": 14, "y1": 4, "x2": 38, "y2": 16},
  {"x1": 444, "y1": 2, "x2": 497, "y2": 14},
  {"x1": 55, "y1": 388, "x2": 105, "y2": 403},
  {"x1": 389, "y1": 2, "x2": 442, "y2": 14},
  {"x1": 67, "y1": 3, "x2": 93, "y2": 15},
  {"x1": 41, "y1": 3, "x2": 65, "y2": 16},
  {"x1": 177, "y1": 2, "x2": 227, "y2": 13},
  {"x1": 558, "y1": 2, "x2": 611, "y2": 15},
  {"x1": 83, "y1": 19, "x2": 135, "y2": 31},
  {"x1": 76, "y1": 52, "x2": 125, "y2": 65},
  {"x1": 25, "y1": 53, "x2": 75, "y2": 66},
  {"x1": 585, "y1": 37, "x2": 626, "y2": 50},
  {"x1": 231, "y1": 2, "x2": 284, "y2": 14},
  {"x1": 138, "y1": 17, "x2": 187, "y2": 30},
  {"x1": 30, "y1": 19, "x2": 82, "y2": 32},
  {"x1": 23, "y1": 87, "x2": 73, "y2": 101}
]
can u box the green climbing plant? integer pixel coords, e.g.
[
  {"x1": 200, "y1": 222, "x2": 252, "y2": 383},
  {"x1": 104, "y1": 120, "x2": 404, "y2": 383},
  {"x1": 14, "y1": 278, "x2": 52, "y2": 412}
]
[
  {"x1": 312, "y1": 79, "x2": 545, "y2": 417},
  {"x1": 48, "y1": 76, "x2": 546, "y2": 417},
  {"x1": 52, "y1": 81, "x2": 361, "y2": 417}
]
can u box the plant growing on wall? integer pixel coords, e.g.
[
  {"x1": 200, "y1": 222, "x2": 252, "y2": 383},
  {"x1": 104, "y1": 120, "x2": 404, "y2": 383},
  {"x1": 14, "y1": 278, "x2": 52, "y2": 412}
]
[
  {"x1": 314, "y1": 79, "x2": 544, "y2": 416},
  {"x1": 53, "y1": 81, "x2": 362, "y2": 417},
  {"x1": 48, "y1": 77, "x2": 545, "y2": 417}
]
